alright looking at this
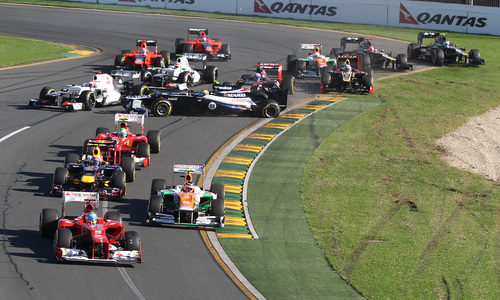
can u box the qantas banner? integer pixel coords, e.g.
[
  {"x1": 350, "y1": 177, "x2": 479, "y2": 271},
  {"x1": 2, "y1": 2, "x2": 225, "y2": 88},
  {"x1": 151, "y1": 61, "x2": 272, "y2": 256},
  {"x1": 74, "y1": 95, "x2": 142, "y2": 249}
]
[
  {"x1": 65, "y1": 0, "x2": 500, "y2": 35},
  {"x1": 389, "y1": 1, "x2": 500, "y2": 34}
]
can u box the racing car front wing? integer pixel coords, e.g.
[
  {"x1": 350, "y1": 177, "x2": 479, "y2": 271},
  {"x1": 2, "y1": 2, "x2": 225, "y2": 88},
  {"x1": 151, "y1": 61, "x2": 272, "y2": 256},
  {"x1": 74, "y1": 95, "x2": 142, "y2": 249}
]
[
  {"x1": 56, "y1": 247, "x2": 142, "y2": 264},
  {"x1": 29, "y1": 99, "x2": 84, "y2": 111},
  {"x1": 146, "y1": 212, "x2": 224, "y2": 227}
]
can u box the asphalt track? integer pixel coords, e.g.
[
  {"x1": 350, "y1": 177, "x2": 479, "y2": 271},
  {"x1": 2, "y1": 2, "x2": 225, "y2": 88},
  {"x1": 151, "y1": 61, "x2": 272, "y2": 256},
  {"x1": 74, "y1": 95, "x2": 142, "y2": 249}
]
[{"x1": 0, "y1": 4, "x2": 416, "y2": 299}]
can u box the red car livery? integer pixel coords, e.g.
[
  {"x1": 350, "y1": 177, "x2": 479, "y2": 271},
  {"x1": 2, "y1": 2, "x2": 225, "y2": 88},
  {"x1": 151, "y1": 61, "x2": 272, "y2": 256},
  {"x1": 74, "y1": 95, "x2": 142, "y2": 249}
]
[{"x1": 175, "y1": 28, "x2": 231, "y2": 61}]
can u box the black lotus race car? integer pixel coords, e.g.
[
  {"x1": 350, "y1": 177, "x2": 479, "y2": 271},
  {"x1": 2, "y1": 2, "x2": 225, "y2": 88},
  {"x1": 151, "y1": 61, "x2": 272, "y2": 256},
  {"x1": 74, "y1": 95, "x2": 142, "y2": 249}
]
[
  {"x1": 123, "y1": 81, "x2": 288, "y2": 118},
  {"x1": 320, "y1": 55, "x2": 374, "y2": 94},
  {"x1": 330, "y1": 36, "x2": 411, "y2": 71},
  {"x1": 407, "y1": 32, "x2": 484, "y2": 66}
]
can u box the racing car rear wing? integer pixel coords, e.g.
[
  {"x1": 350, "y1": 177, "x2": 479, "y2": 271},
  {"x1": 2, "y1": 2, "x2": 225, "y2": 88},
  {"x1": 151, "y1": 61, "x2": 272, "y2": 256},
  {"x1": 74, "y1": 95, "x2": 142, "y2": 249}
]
[
  {"x1": 136, "y1": 39, "x2": 158, "y2": 47},
  {"x1": 62, "y1": 191, "x2": 99, "y2": 217},
  {"x1": 255, "y1": 62, "x2": 283, "y2": 81},
  {"x1": 418, "y1": 32, "x2": 442, "y2": 45},
  {"x1": 188, "y1": 28, "x2": 208, "y2": 35},
  {"x1": 300, "y1": 43, "x2": 321, "y2": 50},
  {"x1": 114, "y1": 113, "x2": 144, "y2": 134},
  {"x1": 340, "y1": 36, "x2": 367, "y2": 51},
  {"x1": 173, "y1": 163, "x2": 205, "y2": 175},
  {"x1": 181, "y1": 52, "x2": 208, "y2": 62}
]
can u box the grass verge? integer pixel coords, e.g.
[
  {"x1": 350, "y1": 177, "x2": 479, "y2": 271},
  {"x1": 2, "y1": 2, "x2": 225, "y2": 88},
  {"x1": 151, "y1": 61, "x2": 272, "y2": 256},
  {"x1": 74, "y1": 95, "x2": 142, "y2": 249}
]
[
  {"x1": 220, "y1": 97, "x2": 383, "y2": 299},
  {"x1": 0, "y1": 35, "x2": 70, "y2": 68},
  {"x1": 303, "y1": 36, "x2": 500, "y2": 299}
]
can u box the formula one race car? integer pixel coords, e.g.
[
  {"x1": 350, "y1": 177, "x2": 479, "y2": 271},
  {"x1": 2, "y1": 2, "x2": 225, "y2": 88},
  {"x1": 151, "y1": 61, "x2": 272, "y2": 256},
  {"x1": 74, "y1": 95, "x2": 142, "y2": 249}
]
[
  {"x1": 320, "y1": 55, "x2": 374, "y2": 94},
  {"x1": 149, "y1": 53, "x2": 218, "y2": 89},
  {"x1": 123, "y1": 79, "x2": 288, "y2": 118},
  {"x1": 115, "y1": 39, "x2": 170, "y2": 70},
  {"x1": 146, "y1": 164, "x2": 224, "y2": 227},
  {"x1": 331, "y1": 36, "x2": 411, "y2": 71},
  {"x1": 92, "y1": 114, "x2": 161, "y2": 179},
  {"x1": 51, "y1": 147, "x2": 127, "y2": 201},
  {"x1": 29, "y1": 72, "x2": 125, "y2": 111},
  {"x1": 39, "y1": 191, "x2": 142, "y2": 264},
  {"x1": 175, "y1": 28, "x2": 231, "y2": 61},
  {"x1": 286, "y1": 44, "x2": 336, "y2": 79},
  {"x1": 234, "y1": 62, "x2": 295, "y2": 95},
  {"x1": 407, "y1": 32, "x2": 484, "y2": 66}
]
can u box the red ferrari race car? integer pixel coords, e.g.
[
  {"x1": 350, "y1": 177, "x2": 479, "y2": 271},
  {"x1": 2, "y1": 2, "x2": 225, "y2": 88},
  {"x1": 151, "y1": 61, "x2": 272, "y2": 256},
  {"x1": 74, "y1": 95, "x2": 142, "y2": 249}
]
[
  {"x1": 115, "y1": 39, "x2": 170, "y2": 70},
  {"x1": 91, "y1": 114, "x2": 161, "y2": 181},
  {"x1": 39, "y1": 191, "x2": 142, "y2": 264},
  {"x1": 175, "y1": 28, "x2": 231, "y2": 61}
]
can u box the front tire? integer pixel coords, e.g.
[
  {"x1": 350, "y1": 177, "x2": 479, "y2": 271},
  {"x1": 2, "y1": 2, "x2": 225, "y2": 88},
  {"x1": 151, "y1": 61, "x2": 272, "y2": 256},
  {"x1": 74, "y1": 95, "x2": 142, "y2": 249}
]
[
  {"x1": 64, "y1": 153, "x2": 80, "y2": 166},
  {"x1": 469, "y1": 49, "x2": 482, "y2": 64},
  {"x1": 432, "y1": 49, "x2": 444, "y2": 66},
  {"x1": 55, "y1": 228, "x2": 72, "y2": 249},
  {"x1": 79, "y1": 91, "x2": 96, "y2": 111},
  {"x1": 146, "y1": 130, "x2": 161, "y2": 153},
  {"x1": 53, "y1": 167, "x2": 68, "y2": 186},
  {"x1": 149, "y1": 195, "x2": 163, "y2": 213},
  {"x1": 124, "y1": 231, "x2": 141, "y2": 251},
  {"x1": 137, "y1": 142, "x2": 150, "y2": 158},
  {"x1": 204, "y1": 66, "x2": 218, "y2": 83},
  {"x1": 261, "y1": 100, "x2": 280, "y2": 118},
  {"x1": 151, "y1": 179, "x2": 167, "y2": 195},
  {"x1": 151, "y1": 99, "x2": 172, "y2": 117},
  {"x1": 396, "y1": 54, "x2": 409, "y2": 70},
  {"x1": 40, "y1": 208, "x2": 59, "y2": 238},
  {"x1": 320, "y1": 67, "x2": 331, "y2": 87},
  {"x1": 121, "y1": 156, "x2": 135, "y2": 182}
]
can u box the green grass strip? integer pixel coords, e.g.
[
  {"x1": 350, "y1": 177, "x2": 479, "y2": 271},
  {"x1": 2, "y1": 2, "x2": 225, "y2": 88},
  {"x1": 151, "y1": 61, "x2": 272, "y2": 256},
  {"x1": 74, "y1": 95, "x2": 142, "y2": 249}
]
[
  {"x1": 0, "y1": 35, "x2": 70, "y2": 67},
  {"x1": 220, "y1": 97, "x2": 382, "y2": 299}
]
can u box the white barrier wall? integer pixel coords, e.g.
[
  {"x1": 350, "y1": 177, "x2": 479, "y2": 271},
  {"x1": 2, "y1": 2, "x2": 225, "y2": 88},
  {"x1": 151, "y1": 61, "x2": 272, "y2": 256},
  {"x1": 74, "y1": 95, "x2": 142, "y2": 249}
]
[{"x1": 67, "y1": 0, "x2": 500, "y2": 35}]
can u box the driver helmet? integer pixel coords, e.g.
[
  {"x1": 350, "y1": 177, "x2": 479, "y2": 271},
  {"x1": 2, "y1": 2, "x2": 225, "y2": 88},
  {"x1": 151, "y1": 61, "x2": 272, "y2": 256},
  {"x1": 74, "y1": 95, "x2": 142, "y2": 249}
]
[
  {"x1": 368, "y1": 46, "x2": 375, "y2": 52},
  {"x1": 201, "y1": 89, "x2": 209, "y2": 96},
  {"x1": 313, "y1": 46, "x2": 321, "y2": 56},
  {"x1": 183, "y1": 182, "x2": 194, "y2": 193},
  {"x1": 253, "y1": 72, "x2": 262, "y2": 82},
  {"x1": 85, "y1": 211, "x2": 97, "y2": 225},
  {"x1": 443, "y1": 40, "x2": 451, "y2": 48},
  {"x1": 360, "y1": 40, "x2": 370, "y2": 49},
  {"x1": 343, "y1": 60, "x2": 352, "y2": 73},
  {"x1": 119, "y1": 127, "x2": 127, "y2": 139},
  {"x1": 91, "y1": 157, "x2": 100, "y2": 167}
]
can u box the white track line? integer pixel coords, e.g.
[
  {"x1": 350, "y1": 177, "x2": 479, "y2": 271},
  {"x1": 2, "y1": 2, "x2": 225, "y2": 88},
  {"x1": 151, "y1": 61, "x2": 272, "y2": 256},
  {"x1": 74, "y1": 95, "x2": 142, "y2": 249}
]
[
  {"x1": 118, "y1": 267, "x2": 146, "y2": 300},
  {"x1": 0, "y1": 126, "x2": 31, "y2": 143}
]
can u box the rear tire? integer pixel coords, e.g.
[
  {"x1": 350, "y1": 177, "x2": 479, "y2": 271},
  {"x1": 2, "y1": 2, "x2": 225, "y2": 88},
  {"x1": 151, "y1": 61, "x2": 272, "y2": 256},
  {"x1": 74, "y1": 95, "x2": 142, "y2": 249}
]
[
  {"x1": 137, "y1": 142, "x2": 150, "y2": 158},
  {"x1": 469, "y1": 49, "x2": 481, "y2": 64},
  {"x1": 396, "y1": 54, "x2": 408, "y2": 70},
  {"x1": 210, "y1": 183, "x2": 225, "y2": 201},
  {"x1": 151, "y1": 179, "x2": 167, "y2": 195},
  {"x1": 320, "y1": 67, "x2": 331, "y2": 87},
  {"x1": 204, "y1": 66, "x2": 218, "y2": 83},
  {"x1": 121, "y1": 156, "x2": 135, "y2": 182},
  {"x1": 64, "y1": 153, "x2": 80, "y2": 166},
  {"x1": 175, "y1": 38, "x2": 185, "y2": 53},
  {"x1": 124, "y1": 231, "x2": 141, "y2": 251},
  {"x1": 211, "y1": 198, "x2": 225, "y2": 218},
  {"x1": 361, "y1": 53, "x2": 371, "y2": 70},
  {"x1": 53, "y1": 167, "x2": 68, "y2": 186},
  {"x1": 146, "y1": 130, "x2": 161, "y2": 153},
  {"x1": 55, "y1": 228, "x2": 72, "y2": 249},
  {"x1": 183, "y1": 43, "x2": 193, "y2": 53},
  {"x1": 407, "y1": 43, "x2": 420, "y2": 59},
  {"x1": 40, "y1": 208, "x2": 59, "y2": 238},
  {"x1": 160, "y1": 50, "x2": 170, "y2": 65},
  {"x1": 95, "y1": 127, "x2": 108, "y2": 136},
  {"x1": 261, "y1": 100, "x2": 280, "y2": 118},
  {"x1": 286, "y1": 54, "x2": 297, "y2": 75},
  {"x1": 153, "y1": 57, "x2": 165, "y2": 68},
  {"x1": 282, "y1": 73, "x2": 295, "y2": 95},
  {"x1": 151, "y1": 99, "x2": 172, "y2": 117},
  {"x1": 114, "y1": 55, "x2": 124, "y2": 68},
  {"x1": 149, "y1": 195, "x2": 163, "y2": 213}
]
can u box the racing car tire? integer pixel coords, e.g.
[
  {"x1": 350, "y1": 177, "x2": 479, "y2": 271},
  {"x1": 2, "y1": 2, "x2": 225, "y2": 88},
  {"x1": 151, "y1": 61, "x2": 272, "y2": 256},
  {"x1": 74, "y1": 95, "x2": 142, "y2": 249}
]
[
  {"x1": 149, "y1": 195, "x2": 163, "y2": 213},
  {"x1": 297, "y1": 60, "x2": 306, "y2": 72},
  {"x1": 178, "y1": 71, "x2": 194, "y2": 86},
  {"x1": 121, "y1": 50, "x2": 130, "y2": 55},
  {"x1": 104, "y1": 211, "x2": 122, "y2": 223},
  {"x1": 211, "y1": 198, "x2": 225, "y2": 218},
  {"x1": 121, "y1": 156, "x2": 136, "y2": 182},
  {"x1": 111, "y1": 171, "x2": 126, "y2": 189},
  {"x1": 286, "y1": 54, "x2": 297, "y2": 74},
  {"x1": 204, "y1": 66, "x2": 218, "y2": 83},
  {"x1": 39, "y1": 86, "x2": 55, "y2": 100},
  {"x1": 396, "y1": 54, "x2": 409, "y2": 70},
  {"x1": 320, "y1": 67, "x2": 331, "y2": 87},
  {"x1": 140, "y1": 70, "x2": 153, "y2": 83},
  {"x1": 79, "y1": 91, "x2": 96, "y2": 111},
  {"x1": 261, "y1": 100, "x2": 280, "y2": 118},
  {"x1": 95, "y1": 127, "x2": 108, "y2": 136},
  {"x1": 282, "y1": 73, "x2": 295, "y2": 95},
  {"x1": 40, "y1": 208, "x2": 59, "y2": 238},
  {"x1": 124, "y1": 231, "x2": 141, "y2": 251},
  {"x1": 220, "y1": 44, "x2": 230, "y2": 56},
  {"x1": 469, "y1": 49, "x2": 482, "y2": 64},
  {"x1": 137, "y1": 142, "x2": 150, "y2": 158},
  {"x1": 153, "y1": 57, "x2": 165, "y2": 68},
  {"x1": 175, "y1": 42, "x2": 185, "y2": 54},
  {"x1": 146, "y1": 130, "x2": 161, "y2": 153},
  {"x1": 55, "y1": 228, "x2": 72, "y2": 249},
  {"x1": 64, "y1": 153, "x2": 80, "y2": 166},
  {"x1": 432, "y1": 49, "x2": 444, "y2": 66},
  {"x1": 210, "y1": 183, "x2": 225, "y2": 201},
  {"x1": 160, "y1": 50, "x2": 171, "y2": 65},
  {"x1": 361, "y1": 53, "x2": 371, "y2": 71},
  {"x1": 183, "y1": 43, "x2": 194, "y2": 53},
  {"x1": 151, "y1": 179, "x2": 167, "y2": 195},
  {"x1": 175, "y1": 38, "x2": 185, "y2": 50},
  {"x1": 114, "y1": 55, "x2": 124, "y2": 68},
  {"x1": 133, "y1": 84, "x2": 150, "y2": 96},
  {"x1": 407, "y1": 43, "x2": 420, "y2": 59},
  {"x1": 151, "y1": 99, "x2": 172, "y2": 117},
  {"x1": 363, "y1": 70, "x2": 374, "y2": 90},
  {"x1": 53, "y1": 167, "x2": 68, "y2": 185}
]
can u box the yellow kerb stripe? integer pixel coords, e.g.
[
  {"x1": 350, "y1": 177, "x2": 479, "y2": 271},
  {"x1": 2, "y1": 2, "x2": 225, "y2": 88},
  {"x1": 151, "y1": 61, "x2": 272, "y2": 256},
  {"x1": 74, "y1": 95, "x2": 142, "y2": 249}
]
[
  {"x1": 224, "y1": 184, "x2": 243, "y2": 193},
  {"x1": 280, "y1": 113, "x2": 308, "y2": 119},
  {"x1": 223, "y1": 157, "x2": 254, "y2": 165},
  {"x1": 263, "y1": 123, "x2": 290, "y2": 129},
  {"x1": 225, "y1": 200, "x2": 243, "y2": 210},
  {"x1": 301, "y1": 104, "x2": 327, "y2": 110},
  {"x1": 69, "y1": 50, "x2": 94, "y2": 55},
  {"x1": 317, "y1": 96, "x2": 345, "y2": 101},
  {"x1": 217, "y1": 233, "x2": 254, "y2": 239},
  {"x1": 247, "y1": 133, "x2": 276, "y2": 140},
  {"x1": 215, "y1": 169, "x2": 246, "y2": 179},
  {"x1": 233, "y1": 144, "x2": 263, "y2": 152},
  {"x1": 225, "y1": 216, "x2": 247, "y2": 226}
]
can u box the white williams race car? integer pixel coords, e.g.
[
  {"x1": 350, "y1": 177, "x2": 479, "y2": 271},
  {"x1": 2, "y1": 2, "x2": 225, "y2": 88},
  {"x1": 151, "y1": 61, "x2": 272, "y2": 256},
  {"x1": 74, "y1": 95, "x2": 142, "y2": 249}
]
[{"x1": 29, "y1": 72, "x2": 125, "y2": 111}]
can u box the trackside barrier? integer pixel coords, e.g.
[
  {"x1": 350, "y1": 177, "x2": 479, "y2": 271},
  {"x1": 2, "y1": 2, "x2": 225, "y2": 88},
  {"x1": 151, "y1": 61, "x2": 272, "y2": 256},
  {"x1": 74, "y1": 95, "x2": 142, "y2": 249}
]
[{"x1": 66, "y1": 0, "x2": 500, "y2": 36}]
